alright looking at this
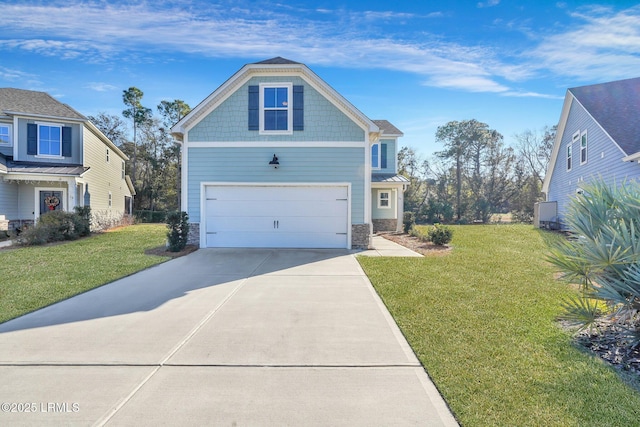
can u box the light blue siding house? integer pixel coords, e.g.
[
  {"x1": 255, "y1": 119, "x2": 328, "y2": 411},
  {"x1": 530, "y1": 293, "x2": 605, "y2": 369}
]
[
  {"x1": 171, "y1": 58, "x2": 407, "y2": 249},
  {"x1": 540, "y1": 77, "x2": 640, "y2": 228}
]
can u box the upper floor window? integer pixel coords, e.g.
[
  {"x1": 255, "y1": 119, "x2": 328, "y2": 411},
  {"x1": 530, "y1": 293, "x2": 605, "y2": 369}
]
[
  {"x1": 372, "y1": 143, "x2": 380, "y2": 169},
  {"x1": 122, "y1": 160, "x2": 126, "y2": 179},
  {"x1": 580, "y1": 131, "x2": 587, "y2": 165},
  {"x1": 566, "y1": 143, "x2": 572, "y2": 171},
  {"x1": 106, "y1": 148, "x2": 110, "y2": 162},
  {"x1": 27, "y1": 122, "x2": 72, "y2": 157},
  {"x1": 248, "y1": 84, "x2": 303, "y2": 133},
  {"x1": 0, "y1": 124, "x2": 12, "y2": 145},
  {"x1": 39, "y1": 124, "x2": 62, "y2": 156}
]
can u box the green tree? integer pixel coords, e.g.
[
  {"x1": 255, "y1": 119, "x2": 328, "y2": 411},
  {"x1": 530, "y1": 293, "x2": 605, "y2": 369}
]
[
  {"x1": 122, "y1": 87, "x2": 152, "y2": 186},
  {"x1": 88, "y1": 112, "x2": 128, "y2": 147}
]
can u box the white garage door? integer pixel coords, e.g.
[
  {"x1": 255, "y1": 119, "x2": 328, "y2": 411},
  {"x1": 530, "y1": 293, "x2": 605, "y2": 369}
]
[{"x1": 203, "y1": 184, "x2": 349, "y2": 248}]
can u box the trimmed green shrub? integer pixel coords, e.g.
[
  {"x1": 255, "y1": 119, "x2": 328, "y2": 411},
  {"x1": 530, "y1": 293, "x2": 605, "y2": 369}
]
[
  {"x1": 73, "y1": 206, "x2": 91, "y2": 236},
  {"x1": 166, "y1": 211, "x2": 190, "y2": 252},
  {"x1": 18, "y1": 209, "x2": 91, "y2": 246},
  {"x1": 403, "y1": 211, "x2": 415, "y2": 233},
  {"x1": 428, "y1": 223, "x2": 453, "y2": 246}
]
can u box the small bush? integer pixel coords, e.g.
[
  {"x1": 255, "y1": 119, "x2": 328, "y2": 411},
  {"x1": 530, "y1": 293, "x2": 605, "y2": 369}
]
[
  {"x1": 17, "y1": 209, "x2": 91, "y2": 246},
  {"x1": 166, "y1": 211, "x2": 190, "y2": 252},
  {"x1": 409, "y1": 226, "x2": 429, "y2": 242},
  {"x1": 428, "y1": 223, "x2": 453, "y2": 246},
  {"x1": 73, "y1": 206, "x2": 92, "y2": 237},
  {"x1": 403, "y1": 212, "x2": 415, "y2": 233}
]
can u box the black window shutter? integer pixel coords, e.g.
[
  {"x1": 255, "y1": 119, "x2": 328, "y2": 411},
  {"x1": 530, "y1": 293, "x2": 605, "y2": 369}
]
[
  {"x1": 293, "y1": 85, "x2": 304, "y2": 131},
  {"x1": 62, "y1": 127, "x2": 72, "y2": 157},
  {"x1": 248, "y1": 85, "x2": 259, "y2": 130},
  {"x1": 27, "y1": 123, "x2": 37, "y2": 155},
  {"x1": 381, "y1": 143, "x2": 388, "y2": 169}
]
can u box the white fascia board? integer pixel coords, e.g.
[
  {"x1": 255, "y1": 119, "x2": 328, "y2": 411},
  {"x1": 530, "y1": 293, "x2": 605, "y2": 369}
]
[
  {"x1": 542, "y1": 91, "x2": 572, "y2": 195},
  {"x1": 622, "y1": 151, "x2": 640, "y2": 162}
]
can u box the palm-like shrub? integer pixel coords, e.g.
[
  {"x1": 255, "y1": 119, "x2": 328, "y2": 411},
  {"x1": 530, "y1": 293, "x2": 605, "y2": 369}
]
[{"x1": 549, "y1": 179, "x2": 640, "y2": 347}]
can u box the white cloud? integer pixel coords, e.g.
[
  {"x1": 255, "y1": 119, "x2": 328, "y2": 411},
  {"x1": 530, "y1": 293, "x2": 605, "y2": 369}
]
[
  {"x1": 477, "y1": 0, "x2": 500, "y2": 8},
  {"x1": 530, "y1": 5, "x2": 640, "y2": 81},
  {"x1": 85, "y1": 82, "x2": 118, "y2": 92}
]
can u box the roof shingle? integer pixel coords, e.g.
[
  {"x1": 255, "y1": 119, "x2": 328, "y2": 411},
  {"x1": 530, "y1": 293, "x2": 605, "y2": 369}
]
[
  {"x1": 372, "y1": 119, "x2": 403, "y2": 136},
  {"x1": 0, "y1": 88, "x2": 86, "y2": 120},
  {"x1": 569, "y1": 77, "x2": 640, "y2": 156}
]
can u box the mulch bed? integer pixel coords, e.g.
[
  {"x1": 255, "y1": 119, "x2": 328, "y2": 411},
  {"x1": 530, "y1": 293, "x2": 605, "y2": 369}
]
[
  {"x1": 572, "y1": 321, "x2": 640, "y2": 386},
  {"x1": 378, "y1": 232, "x2": 452, "y2": 256},
  {"x1": 145, "y1": 244, "x2": 199, "y2": 258}
]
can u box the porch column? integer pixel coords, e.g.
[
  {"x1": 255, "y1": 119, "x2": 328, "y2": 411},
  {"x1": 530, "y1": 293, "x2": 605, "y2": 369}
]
[{"x1": 67, "y1": 178, "x2": 78, "y2": 211}]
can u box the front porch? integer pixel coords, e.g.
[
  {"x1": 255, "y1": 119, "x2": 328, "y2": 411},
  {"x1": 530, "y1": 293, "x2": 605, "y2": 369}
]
[{"x1": 1, "y1": 166, "x2": 88, "y2": 231}]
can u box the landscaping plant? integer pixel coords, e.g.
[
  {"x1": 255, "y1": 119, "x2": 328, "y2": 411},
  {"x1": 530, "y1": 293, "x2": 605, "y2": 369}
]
[
  {"x1": 427, "y1": 223, "x2": 453, "y2": 245},
  {"x1": 166, "y1": 211, "x2": 190, "y2": 252},
  {"x1": 549, "y1": 179, "x2": 640, "y2": 348}
]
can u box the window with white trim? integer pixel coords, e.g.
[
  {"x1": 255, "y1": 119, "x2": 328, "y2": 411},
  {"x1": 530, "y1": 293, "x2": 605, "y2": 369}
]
[
  {"x1": 108, "y1": 191, "x2": 112, "y2": 208},
  {"x1": 378, "y1": 191, "x2": 390, "y2": 209},
  {"x1": 0, "y1": 124, "x2": 12, "y2": 145},
  {"x1": 106, "y1": 148, "x2": 110, "y2": 162},
  {"x1": 39, "y1": 124, "x2": 62, "y2": 156},
  {"x1": 260, "y1": 83, "x2": 292, "y2": 134},
  {"x1": 580, "y1": 131, "x2": 587, "y2": 164},
  {"x1": 371, "y1": 143, "x2": 380, "y2": 169},
  {"x1": 122, "y1": 160, "x2": 125, "y2": 179}
]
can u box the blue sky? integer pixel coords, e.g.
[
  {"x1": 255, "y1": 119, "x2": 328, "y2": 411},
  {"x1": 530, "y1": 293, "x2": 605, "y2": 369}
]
[{"x1": 2, "y1": 0, "x2": 639, "y2": 157}]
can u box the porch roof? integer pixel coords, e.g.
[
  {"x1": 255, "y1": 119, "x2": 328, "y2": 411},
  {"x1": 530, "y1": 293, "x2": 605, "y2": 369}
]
[
  {"x1": 6, "y1": 161, "x2": 88, "y2": 176},
  {"x1": 372, "y1": 173, "x2": 409, "y2": 183}
]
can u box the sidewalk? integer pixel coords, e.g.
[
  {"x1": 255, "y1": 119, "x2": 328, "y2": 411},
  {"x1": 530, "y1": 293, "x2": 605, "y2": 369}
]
[{"x1": 357, "y1": 235, "x2": 423, "y2": 257}]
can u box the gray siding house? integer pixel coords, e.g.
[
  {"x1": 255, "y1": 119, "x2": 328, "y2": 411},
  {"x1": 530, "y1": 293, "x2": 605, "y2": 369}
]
[
  {"x1": 171, "y1": 57, "x2": 407, "y2": 249},
  {"x1": 0, "y1": 88, "x2": 134, "y2": 231},
  {"x1": 540, "y1": 77, "x2": 640, "y2": 228}
]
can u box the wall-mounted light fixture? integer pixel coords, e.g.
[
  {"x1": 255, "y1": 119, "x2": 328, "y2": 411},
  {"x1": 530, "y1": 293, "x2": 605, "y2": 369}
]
[{"x1": 269, "y1": 154, "x2": 279, "y2": 169}]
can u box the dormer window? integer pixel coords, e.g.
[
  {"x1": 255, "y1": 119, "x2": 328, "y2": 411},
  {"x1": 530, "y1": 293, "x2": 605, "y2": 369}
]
[
  {"x1": 39, "y1": 124, "x2": 62, "y2": 156},
  {"x1": 0, "y1": 124, "x2": 12, "y2": 145},
  {"x1": 27, "y1": 123, "x2": 72, "y2": 157}
]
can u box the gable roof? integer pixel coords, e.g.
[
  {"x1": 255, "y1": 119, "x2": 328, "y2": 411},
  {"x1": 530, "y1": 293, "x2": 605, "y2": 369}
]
[
  {"x1": 372, "y1": 120, "x2": 403, "y2": 137},
  {"x1": 569, "y1": 77, "x2": 640, "y2": 156},
  {"x1": 0, "y1": 88, "x2": 86, "y2": 121},
  {"x1": 542, "y1": 77, "x2": 640, "y2": 195},
  {"x1": 171, "y1": 58, "x2": 380, "y2": 138},
  {"x1": 253, "y1": 57, "x2": 300, "y2": 65}
]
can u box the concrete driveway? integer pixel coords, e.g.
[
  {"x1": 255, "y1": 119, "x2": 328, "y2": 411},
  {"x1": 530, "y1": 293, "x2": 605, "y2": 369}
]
[{"x1": 0, "y1": 248, "x2": 457, "y2": 426}]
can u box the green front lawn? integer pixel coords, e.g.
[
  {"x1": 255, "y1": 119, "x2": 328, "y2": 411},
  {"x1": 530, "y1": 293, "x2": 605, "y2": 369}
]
[
  {"x1": 359, "y1": 224, "x2": 640, "y2": 427},
  {"x1": 0, "y1": 224, "x2": 168, "y2": 324}
]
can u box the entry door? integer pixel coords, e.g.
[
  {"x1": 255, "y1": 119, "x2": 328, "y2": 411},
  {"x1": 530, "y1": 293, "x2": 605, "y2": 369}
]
[
  {"x1": 40, "y1": 191, "x2": 64, "y2": 215},
  {"x1": 204, "y1": 185, "x2": 349, "y2": 248}
]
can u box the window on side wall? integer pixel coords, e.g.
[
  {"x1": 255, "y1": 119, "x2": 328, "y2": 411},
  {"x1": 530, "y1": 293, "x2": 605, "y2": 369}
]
[
  {"x1": 0, "y1": 124, "x2": 12, "y2": 145},
  {"x1": 260, "y1": 83, "x2": 292, "y2": 134},
  {"x1": 371, "y1": 143, "x2": 380, "y2": 169},
  {"x1": 378, "y1": 191, "x2": 390, "y2": 209},
  {"x1": 580, "y1": 131, "x2": 587, "y2": 165},
  {"x1": 106, "y1": 148, "x2": 110, "y2": 163},
  {"x1": 108, "y1": 192, "x2": 112, "y2": 208},
  {"x1": 122, "y1": 161, "x2": 125, "y2": 179}
]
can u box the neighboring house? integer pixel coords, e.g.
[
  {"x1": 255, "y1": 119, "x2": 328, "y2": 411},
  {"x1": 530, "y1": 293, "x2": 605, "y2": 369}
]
[
  {"x1": 0, "y1": 88, "x2": 134, "y2": 231},
  {"x1": 171, "y1": 57, "x2": 407, "y2": 249},
  {"x1": 539, "y1": 77, "x2": 640, "y2": 228}
]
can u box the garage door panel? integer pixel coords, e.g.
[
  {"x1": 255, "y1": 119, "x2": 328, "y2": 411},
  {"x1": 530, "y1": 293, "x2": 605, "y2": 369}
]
[
  {"x1": 206, "y1": 186, "x2": 347, "y2": 202},
  {"x1": 206, "y1": 200, "x2": 347, "y2": 218},
  {"x1": 207, "y1": 231, "x2": 347, "y2": 248},
  {"x1": 204, "y1": 185, "x2": 350, "y2": 248}
]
